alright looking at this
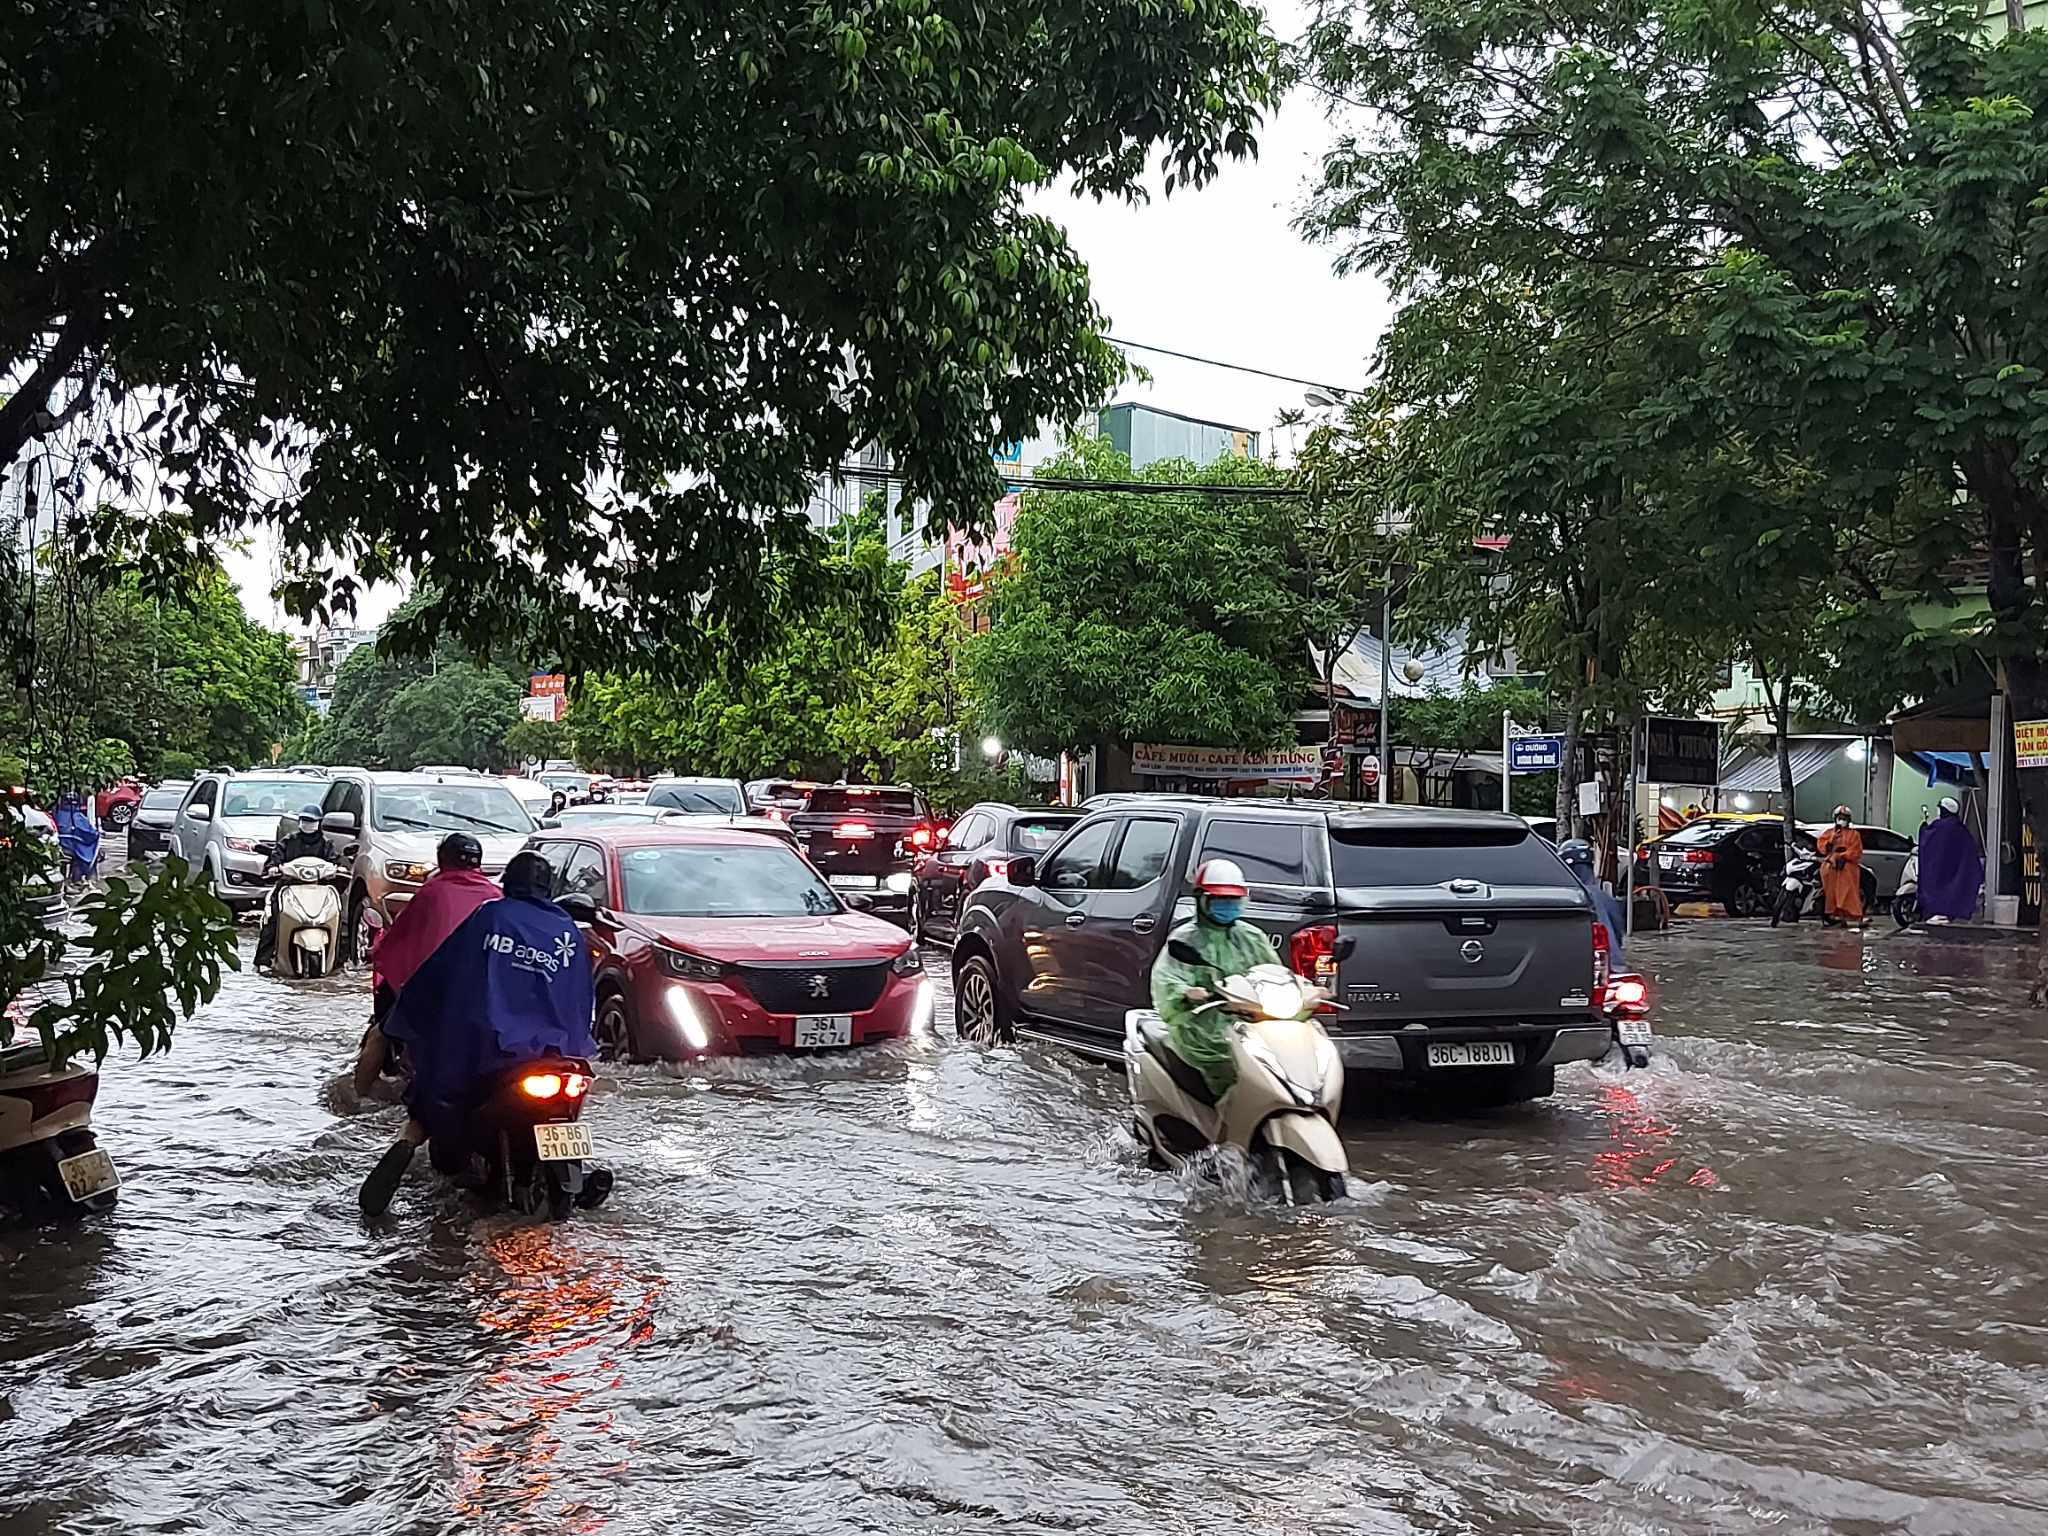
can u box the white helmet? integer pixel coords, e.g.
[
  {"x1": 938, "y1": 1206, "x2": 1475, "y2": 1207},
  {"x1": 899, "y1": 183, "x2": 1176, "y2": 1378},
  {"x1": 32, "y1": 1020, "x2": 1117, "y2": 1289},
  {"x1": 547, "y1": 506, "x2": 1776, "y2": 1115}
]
[
  {"x1": 1940, "y1": 795, "x2": 1960, "y2": 815},
  {"x1": 1192, "y1": 858, "x2": 1249, "y2": 898}
]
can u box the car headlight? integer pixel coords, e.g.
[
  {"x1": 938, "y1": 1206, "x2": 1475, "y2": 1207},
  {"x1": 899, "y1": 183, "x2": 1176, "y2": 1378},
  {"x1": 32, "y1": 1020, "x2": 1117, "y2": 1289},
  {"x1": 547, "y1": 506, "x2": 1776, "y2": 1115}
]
[
  {"x1": 384, "y1": 861, "x2": 433, "y2": 883},
  {"x1": 892, "y1": 946, "x2": 923, "y2": 976},
  {"x1": 226, "y1": 837, "x2": 258, "y2": 852},
  {"x1": 661, "y1": 947, "x2": 724, "y2": 981}
]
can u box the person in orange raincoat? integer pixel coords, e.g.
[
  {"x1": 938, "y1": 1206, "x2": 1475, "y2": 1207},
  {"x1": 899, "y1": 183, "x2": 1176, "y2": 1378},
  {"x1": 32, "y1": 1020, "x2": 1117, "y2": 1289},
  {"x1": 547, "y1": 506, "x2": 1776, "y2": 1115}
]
[{"x1": 1816, "y1": 805, "x2": 1865, "y2": 926}]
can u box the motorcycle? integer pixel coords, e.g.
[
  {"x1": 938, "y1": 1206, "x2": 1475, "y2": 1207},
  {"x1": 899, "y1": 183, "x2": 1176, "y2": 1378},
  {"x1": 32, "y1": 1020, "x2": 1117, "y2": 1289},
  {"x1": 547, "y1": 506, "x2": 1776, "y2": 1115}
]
[
  {"x1": 445, "y1": 1056, "x2": 609, "y2": 1217},
  {"x1": 1893, "y1": 849, "x2": 1921, "y2": 928},
  {"x1": 0, "y1": 1037, "x2": 119, "y2": 1225},
  {"x1": 1771, "y1": 851, "x2": 1820, "y2": 926},
  {"x1": 1605, "y1": 972, "x2": 1653, "y2": 1068},
  {"x1": 268, "y1": 856, "x2": 345, "y2": 978},
  {"x1": 1124, "y1": 944, "x2": 1349, "y2": 1204}
]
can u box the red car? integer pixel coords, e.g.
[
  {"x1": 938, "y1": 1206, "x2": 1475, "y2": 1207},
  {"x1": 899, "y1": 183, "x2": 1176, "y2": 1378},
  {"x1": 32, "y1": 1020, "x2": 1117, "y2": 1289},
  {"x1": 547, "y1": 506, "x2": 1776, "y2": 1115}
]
[
  {"x1": 95, "y1": 777, "x2": 144, "y2": 829},
  {"x1": 529, "y1": 824, "x2": 934, "y2": 1061}
]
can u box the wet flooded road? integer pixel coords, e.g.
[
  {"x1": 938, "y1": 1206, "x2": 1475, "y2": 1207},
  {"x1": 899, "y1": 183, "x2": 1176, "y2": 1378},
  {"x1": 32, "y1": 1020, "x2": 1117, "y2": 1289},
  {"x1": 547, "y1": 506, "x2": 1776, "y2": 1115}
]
[{"x1": 6, "y1": 920, "x2": 2048, "y2": 1534}]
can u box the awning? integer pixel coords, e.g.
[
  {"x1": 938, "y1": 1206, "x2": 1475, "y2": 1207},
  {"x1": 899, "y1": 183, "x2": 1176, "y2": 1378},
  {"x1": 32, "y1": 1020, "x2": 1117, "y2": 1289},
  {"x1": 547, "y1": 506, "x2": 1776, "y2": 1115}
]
[
  {"x1": 1892, "y1": 680, "x2": 1993, "y2": 755},
  {"x1": 1717, "y1": 742, "x2": 1846, "y2": 793},
  {"x1": 1903, "y1": 749, "x2": 1980, "y2": 786},
  {"x1": 1395, "y1": 747, "x2": 1504, "y2": 777}
]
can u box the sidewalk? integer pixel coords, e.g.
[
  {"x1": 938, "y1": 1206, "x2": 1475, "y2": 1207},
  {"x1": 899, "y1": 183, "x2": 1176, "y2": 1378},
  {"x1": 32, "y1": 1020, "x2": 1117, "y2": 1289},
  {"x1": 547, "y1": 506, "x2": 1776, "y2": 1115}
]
[{"x1": 1892, "y1": 919, "x2": 2040, "y2": 949}]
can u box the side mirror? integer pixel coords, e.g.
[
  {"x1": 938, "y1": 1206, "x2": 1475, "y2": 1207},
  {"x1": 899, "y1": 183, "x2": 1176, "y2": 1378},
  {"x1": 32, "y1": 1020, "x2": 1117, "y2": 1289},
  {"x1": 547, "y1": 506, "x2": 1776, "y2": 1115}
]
[
  {"x1": 187, "y1": 804, "x2": 213, "y2": 823},
  {"x1": 557, "y1": 892, "x2": 599, "y2": 924},
  {"x1": 540, "y1": 816, "x2": 561, "y2": 829},
  {"x1": 1007, "y1": 856, "x2": 1037, "y2": 887},
  {"x1": 1167, "y1": 937, "x2": 1204, "y2": 965},
  {"x1": 322, "y1": 811, "x2": 357, "y2": 835}
]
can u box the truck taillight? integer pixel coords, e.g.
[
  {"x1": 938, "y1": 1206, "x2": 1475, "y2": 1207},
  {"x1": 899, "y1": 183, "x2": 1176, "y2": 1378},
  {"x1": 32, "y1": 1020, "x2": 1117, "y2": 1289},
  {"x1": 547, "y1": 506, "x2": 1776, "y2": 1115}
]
[
  {"x1": 1684, "y1": 850, "x2": 1715, "y2": 864},
  {"x1": 909, "y1": 824, "x2": 937, "y2": 849},
  {"x1": 1591, "y1": 920, "x2": 1610, "y2": 1007},
  {"x1": 1288, "y1": 923, "x2": 1340, "y2": 984}
]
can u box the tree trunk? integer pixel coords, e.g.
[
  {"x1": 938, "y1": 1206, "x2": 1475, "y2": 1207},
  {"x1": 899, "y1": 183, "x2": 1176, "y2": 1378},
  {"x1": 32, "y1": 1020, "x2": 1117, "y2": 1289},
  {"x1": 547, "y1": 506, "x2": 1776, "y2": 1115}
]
[{"x1": 1555, "y1": 700, "x2": 1583, "y2": 833}]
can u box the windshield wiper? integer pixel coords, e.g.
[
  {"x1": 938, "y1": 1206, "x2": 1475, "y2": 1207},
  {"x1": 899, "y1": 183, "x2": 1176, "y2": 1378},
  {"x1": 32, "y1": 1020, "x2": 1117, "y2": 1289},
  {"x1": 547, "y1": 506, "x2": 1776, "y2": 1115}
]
[
  {"x1": 380, "y1": 814, "x2": 438, "y2": 831},
  {"x1": 436, "y1": 810, "x2": 525, "y2": 833}
]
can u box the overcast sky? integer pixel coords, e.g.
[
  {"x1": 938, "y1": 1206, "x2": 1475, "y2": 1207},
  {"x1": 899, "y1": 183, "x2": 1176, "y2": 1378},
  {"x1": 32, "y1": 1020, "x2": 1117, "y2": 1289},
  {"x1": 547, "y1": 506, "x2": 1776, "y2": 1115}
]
[{"x1": 226, "y1": 12, "x2": 1388, "y2": 635}]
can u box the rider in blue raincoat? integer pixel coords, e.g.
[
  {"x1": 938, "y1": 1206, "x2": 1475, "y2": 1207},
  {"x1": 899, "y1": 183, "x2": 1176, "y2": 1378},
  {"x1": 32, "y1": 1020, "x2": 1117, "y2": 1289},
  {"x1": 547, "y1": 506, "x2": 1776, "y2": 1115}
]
[
  {"x1": 357, "y1": 850, "x2": 596, "y2": 1214},
  {"x1": 52, "y1": 793, "x2": 101, "y2": 886},
  {"x1": 1558, "y1": 838, "x2": 1625, "y2": 969}
]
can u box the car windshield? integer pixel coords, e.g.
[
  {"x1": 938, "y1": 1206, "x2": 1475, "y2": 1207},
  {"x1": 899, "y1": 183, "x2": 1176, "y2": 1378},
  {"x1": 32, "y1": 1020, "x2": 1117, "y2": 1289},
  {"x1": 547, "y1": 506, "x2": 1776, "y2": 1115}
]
[
  {"x1": 648, "y1": 782, "x2": 745, "y2": 815},
  {"x1": 618, "y1": 843, "x2": 841, "y2": 917},
  {"x1": 541, "y1": 774, "x2": 589, "y2": 793},
  {"x1": 556, "y1": 808, "x2": 661, "y2": 825},
  {"x1": 222, "y1": 781, "x2": 318, "y2": 818},
  {"x1": 142, "y1": 787, "x2": 186, "y2": 809},
  {"x1": 1013, "y1": 815, "x2": 1080, "y2": 851},
  {"x1": 374, "y1": 784, "x2": 533, "y2": 835},
  {"x1": 1330, "y1": 825, "x2": 1572, "y2": 886},
  {"x1": 806, "y1": 787, "x2": 919, "y2": 816}
]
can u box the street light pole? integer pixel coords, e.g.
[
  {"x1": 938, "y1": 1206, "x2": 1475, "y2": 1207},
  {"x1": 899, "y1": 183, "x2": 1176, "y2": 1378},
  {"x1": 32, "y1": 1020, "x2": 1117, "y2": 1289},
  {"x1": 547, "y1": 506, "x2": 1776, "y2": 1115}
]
[{"x1": 1377, "y1": 585, "x2": 1391, "y2": 805}]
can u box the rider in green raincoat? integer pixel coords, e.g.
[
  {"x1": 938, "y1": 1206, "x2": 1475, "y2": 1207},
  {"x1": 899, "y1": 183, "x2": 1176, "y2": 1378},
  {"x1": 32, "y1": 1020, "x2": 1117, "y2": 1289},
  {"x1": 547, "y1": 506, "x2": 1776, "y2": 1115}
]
[{"x1": 1148, "y1": 858, "x2": 1277, "y2": 1100}]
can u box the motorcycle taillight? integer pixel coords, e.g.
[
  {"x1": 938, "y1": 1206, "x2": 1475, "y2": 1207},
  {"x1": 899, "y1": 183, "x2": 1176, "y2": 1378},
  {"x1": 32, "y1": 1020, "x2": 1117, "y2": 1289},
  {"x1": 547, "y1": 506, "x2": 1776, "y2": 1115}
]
[
  {"x1": 520, "y1": 1072, "x2": 564, "y2": 1099},
  {"x1": 1287, "y1": 923, "x2": 1340, "y2": 984}
]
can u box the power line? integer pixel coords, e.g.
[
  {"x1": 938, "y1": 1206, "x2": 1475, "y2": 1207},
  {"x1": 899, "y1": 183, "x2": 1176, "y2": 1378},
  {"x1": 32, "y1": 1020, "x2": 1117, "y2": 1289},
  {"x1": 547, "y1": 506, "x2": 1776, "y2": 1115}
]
[{"x1": 1101, "y1": 335, "x2": 1363, "y2": 398}]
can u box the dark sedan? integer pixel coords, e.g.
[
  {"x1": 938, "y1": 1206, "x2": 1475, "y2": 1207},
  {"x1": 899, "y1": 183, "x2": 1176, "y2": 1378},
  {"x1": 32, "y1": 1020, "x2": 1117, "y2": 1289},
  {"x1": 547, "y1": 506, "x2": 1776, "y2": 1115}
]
[
  {"x1": 1635, "y1": 816, "x2": 1816, "y2": 916},
  {"x1": 908, "y1": 803, "x2": 1082, "y2": 947},
  {"x1": 126, "y1": 781, "x2": 192, "y2": 860}
]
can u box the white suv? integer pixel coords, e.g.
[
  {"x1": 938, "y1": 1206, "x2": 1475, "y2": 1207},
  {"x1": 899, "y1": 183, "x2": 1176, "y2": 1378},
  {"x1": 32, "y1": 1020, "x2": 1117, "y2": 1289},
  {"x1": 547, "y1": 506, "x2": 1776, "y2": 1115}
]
[{"x1": 170, "y1": 771, "x2": 331, "y2": 909}]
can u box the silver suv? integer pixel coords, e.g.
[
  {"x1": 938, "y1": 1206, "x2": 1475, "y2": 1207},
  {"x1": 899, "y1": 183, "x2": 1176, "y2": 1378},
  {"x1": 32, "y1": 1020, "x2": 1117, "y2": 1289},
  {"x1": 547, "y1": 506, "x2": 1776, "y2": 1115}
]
[
  {"x1": 314, "y1": 771, "x2": 537, "y2": 957},
  {"x1": 170, "y1": 771, "x2": 331, "y2": 909}
]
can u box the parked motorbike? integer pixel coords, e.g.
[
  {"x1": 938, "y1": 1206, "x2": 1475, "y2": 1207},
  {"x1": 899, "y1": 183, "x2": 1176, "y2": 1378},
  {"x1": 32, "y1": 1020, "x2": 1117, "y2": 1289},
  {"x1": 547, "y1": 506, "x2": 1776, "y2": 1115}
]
[
  {"x1": 1893, "y1": 850, "x2": 1921, "y2": 928},
  {"x1": 446, "y1": 1055, "x2": 609, "y2": 1217},
  {"x1": 1771, "y1": 852, "x2": 1820, "y2": 926},
  {"x1": 1124, "y1": 944, "x2": 1349, "y2": 1204},
  {"x1": 268, "y1": 856, "x2": 345, "y2": 978},
  {"x1": 0, "y1": 1040, "x2": 119, "y2": 1225},
  {"x1": 1604, "y1": 972, "x2": 1653, "y2": 1068}
]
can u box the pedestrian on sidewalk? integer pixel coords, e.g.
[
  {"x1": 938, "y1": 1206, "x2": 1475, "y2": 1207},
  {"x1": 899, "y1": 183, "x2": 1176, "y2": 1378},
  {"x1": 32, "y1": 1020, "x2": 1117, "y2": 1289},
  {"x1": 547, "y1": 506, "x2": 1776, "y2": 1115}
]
[
  {"x1": 1917, "y1": 796, "x2": 1983, "y2": 925},
  {"x1": 1817, "y1": 806, "x2": 1865, "y2": 927}
]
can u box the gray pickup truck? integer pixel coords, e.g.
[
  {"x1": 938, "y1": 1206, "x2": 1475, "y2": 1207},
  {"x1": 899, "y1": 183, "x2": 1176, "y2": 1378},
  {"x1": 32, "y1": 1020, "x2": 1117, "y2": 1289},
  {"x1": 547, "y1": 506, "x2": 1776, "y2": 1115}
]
[{"x1": 950, "y1": 796, "x2": 1622, "y2": 1104}]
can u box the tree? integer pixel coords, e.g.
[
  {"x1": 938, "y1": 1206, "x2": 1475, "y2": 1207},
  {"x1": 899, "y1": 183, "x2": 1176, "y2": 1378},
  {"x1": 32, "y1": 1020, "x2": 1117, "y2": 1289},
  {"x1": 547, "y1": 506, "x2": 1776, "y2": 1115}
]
[
  {"x1": 1395, "y1": 678, "x2": 1550, "y2": 809},
  {"x1": 966, "y1": 437, "x2": 1304, "y2": 759},
  {"x1": 2, "y1": 0, "x2": 1275, "y2": 675},
  {"x1": 379, "y1": 664, "x2": 525, "y2": 772},
  {"x1": 503, "y1": 717, "x2": 571, "y2": 768}
]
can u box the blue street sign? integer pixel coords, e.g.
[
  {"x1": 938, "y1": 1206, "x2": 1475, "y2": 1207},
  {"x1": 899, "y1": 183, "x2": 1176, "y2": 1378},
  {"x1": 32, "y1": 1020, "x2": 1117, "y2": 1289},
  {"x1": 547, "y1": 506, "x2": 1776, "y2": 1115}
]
[{"x1": 1508, "y1": 735, "x2": 1564, "y2": 774}]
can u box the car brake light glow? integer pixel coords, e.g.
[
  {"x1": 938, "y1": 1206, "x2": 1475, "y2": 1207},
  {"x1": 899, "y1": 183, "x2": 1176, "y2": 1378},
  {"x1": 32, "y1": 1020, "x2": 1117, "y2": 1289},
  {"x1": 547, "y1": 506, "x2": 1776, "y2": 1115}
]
[
  {"x1": 1684, "y1": 850, "x2": 1715, "y2": 864},
  {"x1": 909, "y1": 825, "x2": 935, "y2": 849},
  {"x1": 1591, "y1": 920, "x2": 1610, "y2": 1008},
  {"x1": 1287, "y1": 923, "x2": 1340, "y2": 983},
  {"x1": 520, "y1": 1073, "x2": 564, "y2": 1098},
  {"x1": 836, "y1": 821, "x2": 873, "y2": 839}
]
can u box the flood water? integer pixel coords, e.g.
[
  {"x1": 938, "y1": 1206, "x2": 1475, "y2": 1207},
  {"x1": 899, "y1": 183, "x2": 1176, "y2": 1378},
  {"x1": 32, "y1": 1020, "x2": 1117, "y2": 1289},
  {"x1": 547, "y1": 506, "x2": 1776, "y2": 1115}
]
[{"x1": 5, "y1": 919, "x2": 2048, "y2": 1534}]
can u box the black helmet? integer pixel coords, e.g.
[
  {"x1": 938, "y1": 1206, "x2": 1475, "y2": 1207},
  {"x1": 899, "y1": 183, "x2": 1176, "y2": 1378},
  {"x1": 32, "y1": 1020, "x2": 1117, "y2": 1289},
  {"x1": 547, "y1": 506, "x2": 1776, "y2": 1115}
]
[
  {"x1": 503, "y1": 849, "x2": 554, "y2": 899},
  {"x1": 1557, "y1": 837, "x2": 1595, "y2": 870},
  {"x1": 437, "y1": 832, "x2": 484, "y2": 871}
]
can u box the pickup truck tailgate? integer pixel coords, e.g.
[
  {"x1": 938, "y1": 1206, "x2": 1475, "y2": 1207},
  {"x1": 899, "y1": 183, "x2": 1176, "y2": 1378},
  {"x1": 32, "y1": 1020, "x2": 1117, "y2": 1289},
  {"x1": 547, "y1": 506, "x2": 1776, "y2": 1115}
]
[{"x1": 1326, "y1": 819, "x2": 1595, "y2": 1025}]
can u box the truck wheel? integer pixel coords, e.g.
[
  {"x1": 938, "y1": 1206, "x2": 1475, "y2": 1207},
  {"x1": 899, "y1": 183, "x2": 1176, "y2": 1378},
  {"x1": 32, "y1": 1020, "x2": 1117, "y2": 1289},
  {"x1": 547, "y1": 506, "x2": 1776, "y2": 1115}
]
[{"x1": 954, "y1": 953, "x2": 1013, "y2": 1044}]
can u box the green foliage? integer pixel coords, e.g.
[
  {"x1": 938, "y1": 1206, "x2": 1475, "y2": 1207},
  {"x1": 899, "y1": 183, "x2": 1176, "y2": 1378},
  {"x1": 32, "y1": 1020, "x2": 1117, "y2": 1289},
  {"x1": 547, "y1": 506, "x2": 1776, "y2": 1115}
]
[
  {"x1": 0, "y1": 568, "x2": 303, "y2": 787},
  {"x1": 1396, "y1": 680, "x2": 1547, "y2": 752},
  {"x1": 966, "y1": 438, "x2": 1304, "y2": 754},
  {"x1": 570, "y1": 543, "x2": 952, "y2": 779},
  {"x1": 157, "y1": 750, "x2": 200, "y2": 781},
  {"x1": 503, "y1": 717, "x2": 571, "y2": 767},
  {"x1": 379, "y1": 664, "x2": 526, "y2": 772},
  {"x1": 0, "y1": 755, "x2": 23, "y2": 790},
  {"x1": 0, "y1": 851, "x2": 238, "y2": 1066},
  {"x1": 1, "y1": 0, "x2": 1275, "y2": 677}
]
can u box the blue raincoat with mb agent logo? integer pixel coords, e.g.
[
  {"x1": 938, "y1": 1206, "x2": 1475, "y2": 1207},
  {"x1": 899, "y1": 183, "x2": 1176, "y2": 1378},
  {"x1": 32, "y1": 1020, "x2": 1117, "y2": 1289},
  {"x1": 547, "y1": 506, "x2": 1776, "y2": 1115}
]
[{"x1": 384, "y1": 889, "x2": 597, "y2": 1140}]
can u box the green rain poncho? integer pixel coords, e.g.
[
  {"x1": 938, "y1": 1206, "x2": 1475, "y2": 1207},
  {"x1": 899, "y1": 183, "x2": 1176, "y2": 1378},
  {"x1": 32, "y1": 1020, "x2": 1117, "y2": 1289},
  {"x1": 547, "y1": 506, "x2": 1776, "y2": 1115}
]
[{"x1": 1148, "y1": 914, "x2": 1279, "y2": 1098}]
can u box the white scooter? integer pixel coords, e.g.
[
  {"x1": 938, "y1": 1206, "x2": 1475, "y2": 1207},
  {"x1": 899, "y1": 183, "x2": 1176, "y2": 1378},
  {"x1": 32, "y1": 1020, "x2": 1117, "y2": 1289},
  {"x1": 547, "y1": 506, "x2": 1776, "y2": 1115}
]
[
  {"x1": 1893, "y1": 849, "x2": 1921, "y2": 928},
  {"x1": 1125, "y1": 943, "x2": 1350, "y2": 1204},
  {"x1": 269, "y1": 856, "x2": 345, "y2": 978}
]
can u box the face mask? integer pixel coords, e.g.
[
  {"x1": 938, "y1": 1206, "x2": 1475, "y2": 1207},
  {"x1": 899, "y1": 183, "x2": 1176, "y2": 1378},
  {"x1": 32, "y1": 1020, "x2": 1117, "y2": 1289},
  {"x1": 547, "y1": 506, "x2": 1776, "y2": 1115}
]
[
  {"x1": 1205, "y1": 897, "x2": 1244, "y2": 925},
  {"x1": 299, "y1": 820, "x2": 320, "y2": 835}
]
